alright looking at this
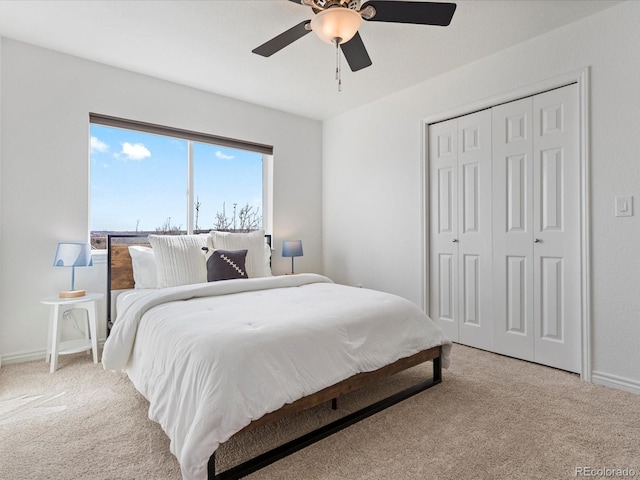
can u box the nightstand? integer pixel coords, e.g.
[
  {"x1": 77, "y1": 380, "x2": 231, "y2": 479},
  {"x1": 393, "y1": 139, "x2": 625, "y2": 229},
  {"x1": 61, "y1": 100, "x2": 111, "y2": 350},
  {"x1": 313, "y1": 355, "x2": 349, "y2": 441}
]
[{"x1": 41, "y1": 292, "x2": 103, "y2": 373}]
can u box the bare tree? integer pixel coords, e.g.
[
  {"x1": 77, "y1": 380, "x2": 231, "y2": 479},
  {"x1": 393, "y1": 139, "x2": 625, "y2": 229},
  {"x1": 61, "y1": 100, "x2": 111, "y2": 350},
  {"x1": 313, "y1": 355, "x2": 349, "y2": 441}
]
[
  {"x1": 213, "y1": 203, "x2": 232, "y2": 231},
  {"x1": 212, "y1": 202, "x2": 261, "y2": 232},
  {"x1": 155, "y1": 217, "x2": 182, "y2": 234},
  {"x1": 194, "y1": 196, "x2": 202, "y2": 231},
  {"x1": 238, "y1": 203, "x2": 261, "y2": 231}
]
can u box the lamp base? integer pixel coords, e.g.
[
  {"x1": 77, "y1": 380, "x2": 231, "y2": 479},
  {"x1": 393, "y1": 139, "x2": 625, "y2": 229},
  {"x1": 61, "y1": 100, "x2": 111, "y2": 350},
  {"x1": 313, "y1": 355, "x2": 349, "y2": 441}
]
[{"x1": 59, "y1": 289, "x2": 86, "y2": 298}]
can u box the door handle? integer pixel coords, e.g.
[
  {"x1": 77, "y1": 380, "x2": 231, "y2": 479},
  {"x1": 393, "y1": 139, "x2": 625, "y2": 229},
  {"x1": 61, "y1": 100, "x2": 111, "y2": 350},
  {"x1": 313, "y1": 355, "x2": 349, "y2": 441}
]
[
  {"x1": 452, "y1": 239, "x2": 458, "y2": 243},
  {"x1": 534, "y1": 238, "x2": 541, "y2": 243}
]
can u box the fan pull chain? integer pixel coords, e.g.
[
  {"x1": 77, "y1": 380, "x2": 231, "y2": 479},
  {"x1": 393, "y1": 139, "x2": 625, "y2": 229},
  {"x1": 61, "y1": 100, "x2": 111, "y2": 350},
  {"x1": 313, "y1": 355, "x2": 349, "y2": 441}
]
[{"x1": 335, "y1": 39, "x2": 342, "y2": 92}]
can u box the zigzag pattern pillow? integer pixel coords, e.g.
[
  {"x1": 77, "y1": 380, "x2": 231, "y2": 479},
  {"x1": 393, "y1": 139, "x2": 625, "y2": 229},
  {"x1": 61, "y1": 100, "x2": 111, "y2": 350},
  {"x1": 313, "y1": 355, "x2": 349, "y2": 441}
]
[{"x1": 206, "y1": 249, "x2": 248, "y2": 282}]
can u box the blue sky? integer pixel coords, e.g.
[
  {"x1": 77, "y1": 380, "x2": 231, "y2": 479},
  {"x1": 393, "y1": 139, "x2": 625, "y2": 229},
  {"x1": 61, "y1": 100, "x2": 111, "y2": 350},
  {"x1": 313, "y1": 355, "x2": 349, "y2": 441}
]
[{"x1": 90, "y1": 125, "x2": 262, "y2": 232}]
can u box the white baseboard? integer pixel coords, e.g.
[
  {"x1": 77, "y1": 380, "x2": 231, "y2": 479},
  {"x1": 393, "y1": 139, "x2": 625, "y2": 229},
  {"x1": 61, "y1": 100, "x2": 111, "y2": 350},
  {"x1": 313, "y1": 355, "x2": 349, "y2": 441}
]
[
  {"x1": 1, "y1": 348, "x2": 46, "y2": 366},
  {"x1": 591, "y1": 371, "x2": 640, "y2": 395},
  {"x1": 0, "y1": 339, "x2": 107, "y2": 367}
]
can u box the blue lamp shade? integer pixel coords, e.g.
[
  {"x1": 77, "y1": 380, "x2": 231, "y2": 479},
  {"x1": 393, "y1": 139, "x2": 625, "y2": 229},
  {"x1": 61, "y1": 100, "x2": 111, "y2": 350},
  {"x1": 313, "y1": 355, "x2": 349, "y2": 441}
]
[
  {"x1": 282, "y1": 240, "x2": 303, "y2": 258},
  {"x1": 282, "y1": 240, "x2": 303, "y2": 274},
  {"x1": 54, "y1": 242, "x2": 93, "y2": 298}
]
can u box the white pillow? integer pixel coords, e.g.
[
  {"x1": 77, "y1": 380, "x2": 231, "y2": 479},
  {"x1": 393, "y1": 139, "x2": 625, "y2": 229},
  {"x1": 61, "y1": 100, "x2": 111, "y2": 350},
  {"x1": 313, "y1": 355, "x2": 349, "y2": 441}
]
[
  {"x1": 209, "y1": 230, "x2": 272, "y2": 278},
  {"x1": 264, "y1": 242, "x2": 272, "y2": 273},
  {"x1": 148, "y1": 234, "x2": 208, "y2": 288},
  {"x1": 128, "y1": 246, "x2": 157, "y2": 289}
]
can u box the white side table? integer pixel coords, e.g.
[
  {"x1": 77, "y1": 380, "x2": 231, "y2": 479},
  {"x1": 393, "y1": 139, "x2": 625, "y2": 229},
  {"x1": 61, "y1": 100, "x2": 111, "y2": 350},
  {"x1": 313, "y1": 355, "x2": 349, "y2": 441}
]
[{"x1": 41, "y1": 292, "x2": 103, "y2": 373}]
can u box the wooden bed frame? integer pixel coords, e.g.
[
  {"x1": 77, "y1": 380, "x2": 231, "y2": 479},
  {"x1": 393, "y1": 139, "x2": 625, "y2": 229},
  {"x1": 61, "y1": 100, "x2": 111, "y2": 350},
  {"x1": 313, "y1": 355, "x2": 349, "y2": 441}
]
[{"x1": 106, "y1": 235, "x2": 444, "y2": 480}]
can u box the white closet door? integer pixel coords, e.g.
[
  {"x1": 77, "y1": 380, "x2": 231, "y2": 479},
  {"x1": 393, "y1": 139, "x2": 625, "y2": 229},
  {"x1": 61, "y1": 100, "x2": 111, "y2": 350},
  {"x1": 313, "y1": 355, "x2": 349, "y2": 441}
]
[
  {"x1": 532, "y1": 84, "x2": 580, "y2": 372},
  {"x1": 457, "y1": 110, "x2": 493, "y2": 350},
  {"x1": 492, "y1": 97, "x2": 535, "y2": 361},
  {"x1": 430, "y1": 84, "x2": 580, "y2": 371},
  {"x1": 492, "y1": 84, "x2": 580, "y2": 372},
  {"x1": 429, "y1": 111, "x2": 493, "y2": 348},
  {"x1": 429, "y1": 118, "x2": 459, "y2": 341}
]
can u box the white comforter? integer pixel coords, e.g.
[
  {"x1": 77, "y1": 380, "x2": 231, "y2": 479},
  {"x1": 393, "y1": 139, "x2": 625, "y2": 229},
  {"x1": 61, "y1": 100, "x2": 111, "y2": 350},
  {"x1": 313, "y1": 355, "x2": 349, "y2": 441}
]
[{"x1": 102, "y1": 274, "x2": 451, "y2": 480}]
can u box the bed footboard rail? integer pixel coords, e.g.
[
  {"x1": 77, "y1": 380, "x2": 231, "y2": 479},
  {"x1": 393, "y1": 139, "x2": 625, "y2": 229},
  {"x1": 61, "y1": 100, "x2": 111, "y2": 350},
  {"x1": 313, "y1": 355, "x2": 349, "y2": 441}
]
[{"x1": 208, "y1": 345, "x2": 443, "y2": 480}]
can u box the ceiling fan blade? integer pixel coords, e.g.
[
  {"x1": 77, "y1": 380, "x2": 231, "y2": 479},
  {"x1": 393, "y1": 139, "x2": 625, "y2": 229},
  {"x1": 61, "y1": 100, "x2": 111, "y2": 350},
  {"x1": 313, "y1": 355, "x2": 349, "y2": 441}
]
[
  {"x1": 362, "y1": 1, "x2": 456, "y2": 26},
  {"x1": 252, "y1": 20, "x2": 312, "y2": 57},
  {"x1": 340, "y1": 32, "x2": 372, "y2": 72}
]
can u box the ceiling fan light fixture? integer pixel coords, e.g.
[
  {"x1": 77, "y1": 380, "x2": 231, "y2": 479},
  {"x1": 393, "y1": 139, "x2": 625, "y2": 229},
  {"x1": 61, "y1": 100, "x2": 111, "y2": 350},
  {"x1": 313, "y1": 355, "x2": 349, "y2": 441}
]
[{"x1": 310, "y1": 8, "x2": 362, "y2": 45}]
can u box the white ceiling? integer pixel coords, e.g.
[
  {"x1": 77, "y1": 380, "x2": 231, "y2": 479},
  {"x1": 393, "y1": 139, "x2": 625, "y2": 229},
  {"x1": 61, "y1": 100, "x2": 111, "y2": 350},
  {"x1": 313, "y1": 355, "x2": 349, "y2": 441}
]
[{"x1": 0, "y1": 0, "x2": 622, "y2": 120}]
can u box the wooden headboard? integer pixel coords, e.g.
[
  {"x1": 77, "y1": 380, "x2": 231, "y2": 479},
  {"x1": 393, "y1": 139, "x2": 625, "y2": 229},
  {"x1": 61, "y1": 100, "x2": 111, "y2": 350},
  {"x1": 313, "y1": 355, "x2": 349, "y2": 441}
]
[
  {"x1": 110, "y1": 244, "x2": 143, "y2": 290},
  {"x1": 106, "y1": 233, "x2": 272, "y2": 335},
  {"x1": 107, "y1": 234, "x2": 149, "y2": 333}
]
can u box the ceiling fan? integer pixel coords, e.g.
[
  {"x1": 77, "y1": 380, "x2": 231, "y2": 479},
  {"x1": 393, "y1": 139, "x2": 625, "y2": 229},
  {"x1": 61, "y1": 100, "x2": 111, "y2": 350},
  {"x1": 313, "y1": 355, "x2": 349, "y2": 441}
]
[{"x1": 253, "y1": 0, "x2": 457, "y2": 88}]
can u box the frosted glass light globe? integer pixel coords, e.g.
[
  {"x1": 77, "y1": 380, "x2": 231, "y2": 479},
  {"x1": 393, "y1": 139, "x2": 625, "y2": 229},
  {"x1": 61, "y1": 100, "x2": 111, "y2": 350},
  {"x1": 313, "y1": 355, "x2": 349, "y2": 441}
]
[{"x1": 310, "y1": 8, "x2": 362, "y2": 44}]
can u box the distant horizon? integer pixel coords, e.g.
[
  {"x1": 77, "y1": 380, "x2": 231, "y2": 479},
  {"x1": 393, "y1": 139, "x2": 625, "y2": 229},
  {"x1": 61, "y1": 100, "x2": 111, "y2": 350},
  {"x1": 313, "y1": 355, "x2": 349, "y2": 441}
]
[
  {"x1": 90, "y1": 228, "x2": 261, "y2": 234},
  {"x1": 89, "y1": 228, "x2": 264, "y2": 249}
]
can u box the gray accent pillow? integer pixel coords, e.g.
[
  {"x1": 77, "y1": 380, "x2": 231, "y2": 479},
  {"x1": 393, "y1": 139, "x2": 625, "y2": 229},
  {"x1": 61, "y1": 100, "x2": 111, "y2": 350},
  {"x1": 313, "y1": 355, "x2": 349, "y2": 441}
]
[{"x1": 206, "y1": 249, "x2": 249, "y2": 282}]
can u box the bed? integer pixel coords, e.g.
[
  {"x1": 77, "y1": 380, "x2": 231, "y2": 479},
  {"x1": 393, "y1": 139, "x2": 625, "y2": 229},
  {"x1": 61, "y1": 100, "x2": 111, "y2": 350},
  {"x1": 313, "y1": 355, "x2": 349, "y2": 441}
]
[{"x1": 102, "y1": 232, "x2": 451, "y2": 480}]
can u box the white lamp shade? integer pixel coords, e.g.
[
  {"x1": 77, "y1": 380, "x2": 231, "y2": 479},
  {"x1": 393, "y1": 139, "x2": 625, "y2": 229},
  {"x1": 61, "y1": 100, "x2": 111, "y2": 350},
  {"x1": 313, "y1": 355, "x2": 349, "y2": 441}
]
[
  {"x1": 310, "y1": 8, "x2": 362, "y2": 44},
  {"x1": 54, "y1": 243, "x2": 93, "y2": 267}
]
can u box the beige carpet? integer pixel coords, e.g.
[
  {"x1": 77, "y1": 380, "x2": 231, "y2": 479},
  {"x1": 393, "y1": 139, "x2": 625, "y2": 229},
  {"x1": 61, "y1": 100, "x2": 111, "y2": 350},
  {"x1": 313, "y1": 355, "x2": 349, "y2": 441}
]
[{"x1": 1, "y1": 345, "x2": 638, "y2": 480}]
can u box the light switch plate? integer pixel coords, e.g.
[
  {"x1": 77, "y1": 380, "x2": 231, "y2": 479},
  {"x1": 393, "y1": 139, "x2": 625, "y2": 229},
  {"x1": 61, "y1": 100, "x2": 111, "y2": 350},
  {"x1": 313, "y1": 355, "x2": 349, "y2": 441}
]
[{"x1": 615, "y1": 196, "x2": 633, "y2": 217}]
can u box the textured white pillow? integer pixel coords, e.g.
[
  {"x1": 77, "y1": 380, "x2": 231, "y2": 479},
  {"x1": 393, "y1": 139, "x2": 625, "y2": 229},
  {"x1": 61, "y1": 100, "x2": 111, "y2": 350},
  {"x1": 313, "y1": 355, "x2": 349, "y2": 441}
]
[
  {"x1": 148, "y1": 235, "x2": 208, "y2": 288},
  {"x1": 209, "y1": 230, "x2": 272, "y2": 278},
  {"x1": 128, "y1": 246, "x2": 157, "y2": 289}
]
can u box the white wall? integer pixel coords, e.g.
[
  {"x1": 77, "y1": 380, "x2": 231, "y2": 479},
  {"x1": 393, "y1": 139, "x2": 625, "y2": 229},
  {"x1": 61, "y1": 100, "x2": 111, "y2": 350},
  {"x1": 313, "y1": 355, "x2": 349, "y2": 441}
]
[
  {"x1": 323, "y1": 1, "x2": 640, "y2": 389},
  {"x1": 0, "y1": 38, "x2": 2, "y2": 368},
  {"x1": 0, "y1": 39, "x2": 323, "y2": 363}
]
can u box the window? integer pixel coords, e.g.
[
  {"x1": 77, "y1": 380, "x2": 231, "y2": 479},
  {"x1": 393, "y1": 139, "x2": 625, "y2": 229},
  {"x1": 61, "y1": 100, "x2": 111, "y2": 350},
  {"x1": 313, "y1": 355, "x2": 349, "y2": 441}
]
[{"x1": 89, "y1": 114, "x2": 273, "y2": 250}]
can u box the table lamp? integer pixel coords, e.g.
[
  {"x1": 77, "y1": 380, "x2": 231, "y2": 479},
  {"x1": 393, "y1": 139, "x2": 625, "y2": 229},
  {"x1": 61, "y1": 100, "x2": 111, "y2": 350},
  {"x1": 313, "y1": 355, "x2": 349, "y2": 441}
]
[
  {"x1": 54, "y1": 242, "x2": 93, "y2": 298},
  {"x1": 282, "y1": 240, "x2": 303, "y2": 275}
]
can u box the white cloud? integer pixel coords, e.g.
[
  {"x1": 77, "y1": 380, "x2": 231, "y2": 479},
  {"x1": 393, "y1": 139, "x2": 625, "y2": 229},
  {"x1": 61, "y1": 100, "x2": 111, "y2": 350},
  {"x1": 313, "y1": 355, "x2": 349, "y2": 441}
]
[
  {"x1": 120, "y1": 142, "x2": 151, "y2": 161},
  {"x1": 215, "y1": 151, "x2": 234, "y2": 160},
  {"x1": 91, "y1": 136, "x2": 109, "y2": 153}
]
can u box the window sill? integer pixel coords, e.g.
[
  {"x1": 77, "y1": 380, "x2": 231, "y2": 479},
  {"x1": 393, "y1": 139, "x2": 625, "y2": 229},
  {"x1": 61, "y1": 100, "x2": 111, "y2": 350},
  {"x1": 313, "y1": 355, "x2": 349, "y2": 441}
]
[{"x1": 91, "y1": 250, "x2": 108, "y2": 265}]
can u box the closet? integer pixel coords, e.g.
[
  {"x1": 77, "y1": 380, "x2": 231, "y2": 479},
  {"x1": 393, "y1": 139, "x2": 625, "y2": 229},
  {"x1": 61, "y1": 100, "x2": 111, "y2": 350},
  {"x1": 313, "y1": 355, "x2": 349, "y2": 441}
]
[{"x1": 429, "y1": 84, "x2": 580, "y2": 373}]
